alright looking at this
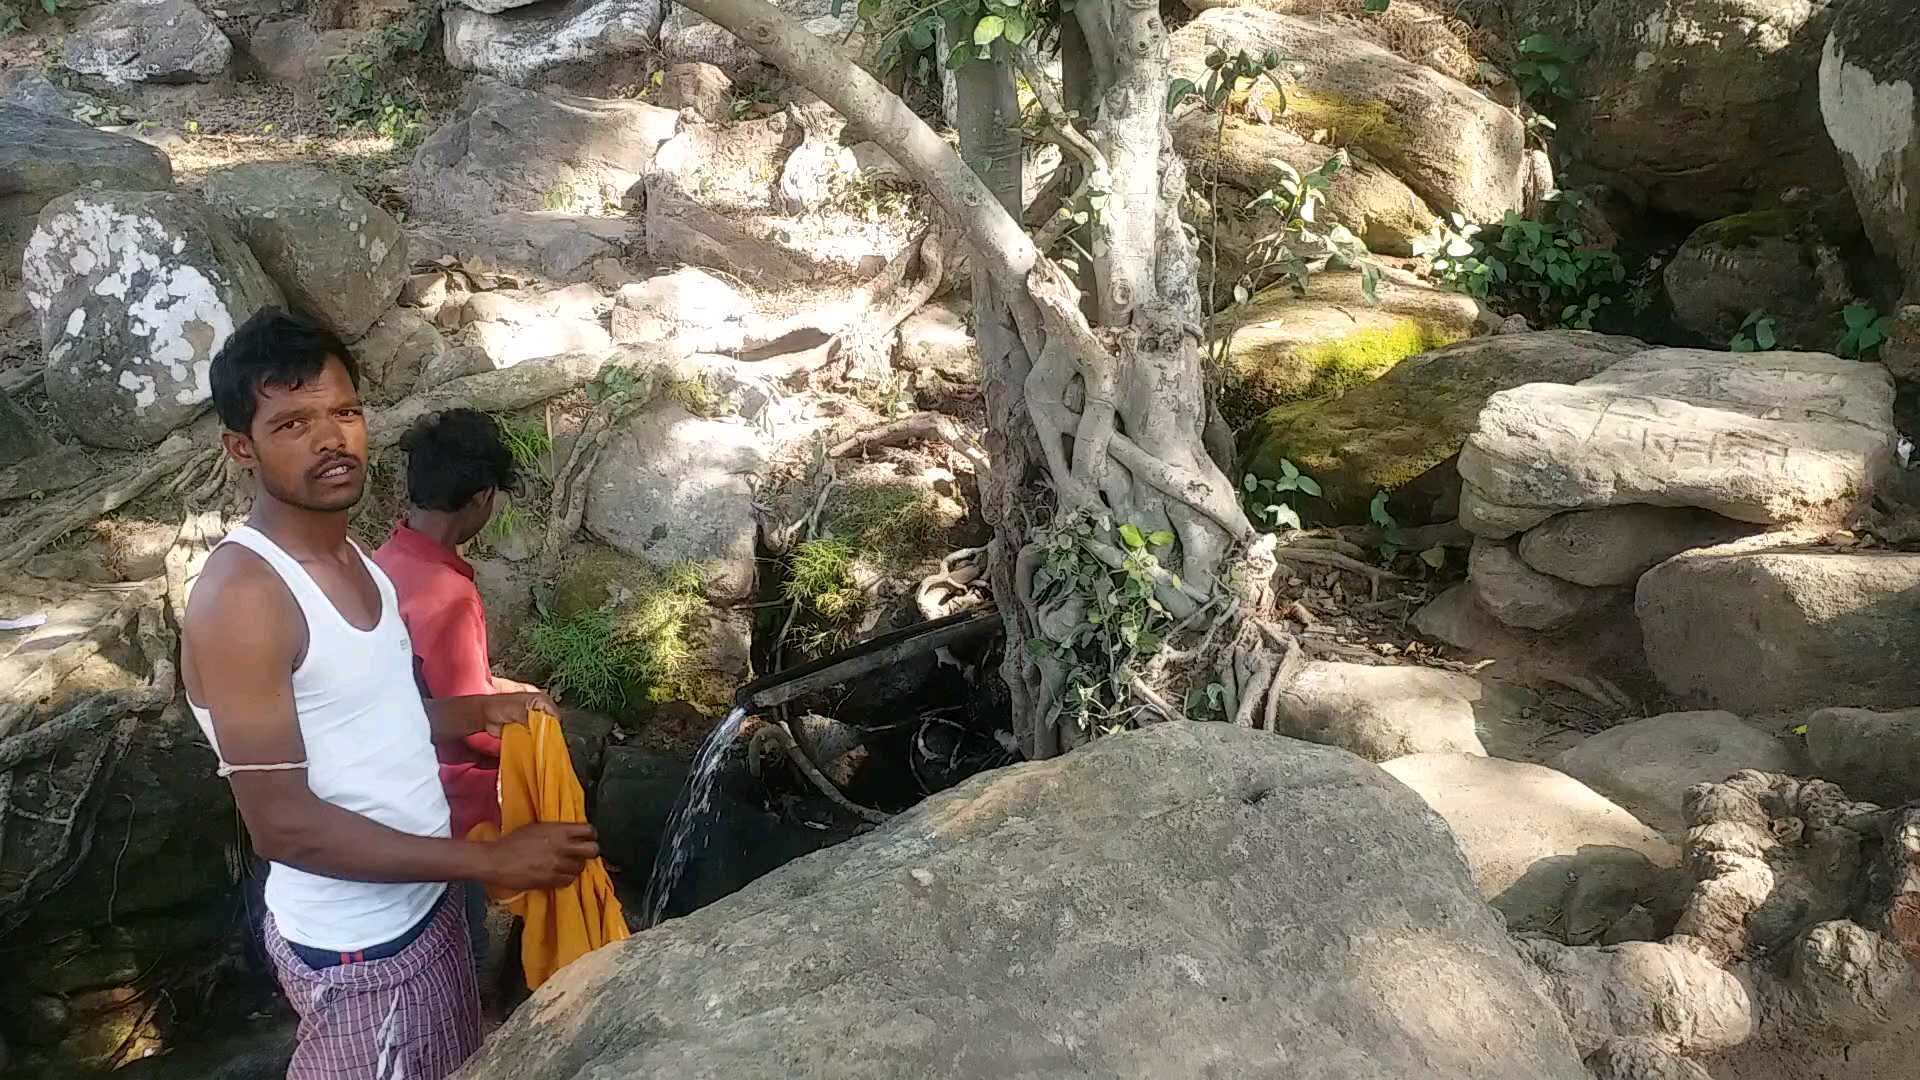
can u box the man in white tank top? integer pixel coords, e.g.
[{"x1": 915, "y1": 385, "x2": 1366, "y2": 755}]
[{"x1": 180, "y1": 308, "x2": 600, "y2": 1080}]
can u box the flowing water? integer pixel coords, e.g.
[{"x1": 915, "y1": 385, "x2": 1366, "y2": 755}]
[{"x1": 639, "y1": 705, "x2": 747, "y2": 928}]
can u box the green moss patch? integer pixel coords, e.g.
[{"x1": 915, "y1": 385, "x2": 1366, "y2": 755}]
[
  {"x1": 1688, "y1": 209, "x2": 1802, "y2": 250},
  {"x1": 531, "y1": 552, "x2": 708, "y2": 714}
]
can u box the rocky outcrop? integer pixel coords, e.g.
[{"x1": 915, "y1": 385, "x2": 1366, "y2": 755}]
[
  {"x1": 1220, "y1": 267, "x2": 1484, "y2": 423},
  {"x1": 1171, "y1": 112, "x2": 1437, "y2": 257},
  {"x1": 351, "y1": 309, "x2": 444, "y2": 404},
  {"x1": 1819, "y1": 0, "x2": 1920, "y2": 298},
  {"x1": 0, "y1": 71, "x2": 116, "y2": 123},
  {"x1": 1468, "y1": 538, "x2": 1618, "y2": 632},
  {"x1": 410, "y1": 79, "x2": 679, "y2": 221},
  {"x1": 458, "y1": 283, "x2": 611, "y2": 369},
  {"x1": 1458, "y1": 350, "x2": 1897, "y2": 538},
  {"x1": 24, "y1": 191, "x2": 281, "y2": 449},
  {"x1": 584, "y1": 401, "x2": 768, "y2": 603},
  {"x1": 1271, "y1": 660, "x2": 1497, "y2": 760},
  {"x1": 609, "y1": 267, "x2": 752, "y2": 351},
  {"x1": 462, "y1": 723, "x2": 1591, "y2": 1079},
  {"x1": 1382, "y1": 753, "x2": 1680, "y2": 944},
  {"x1": 1244, "y1": 330, "x2": 1650, "y2": 522},
  {"x1": 0, "y1": 392, "x2": 52, "y2": 467},
  {"x1": 1663, "y1": 210, "x2": 1854, "y2": 350},
  {"x1": 409, "y1": 211, "x2": 638, "y2": 284},
  {"x1": 202, "y1": 164, "x2": 407, "y2": 339},
  {"x1": 1804, "y1": 706, "x2": 1920, "y2": 808},
  {"x1": 1458, "y1": 0, "x2": 1842, "y2": 219},
  {"x1": 895, "y1": 299, "x2": 977, "y2": 382},
  {"x1": 654, "y1": 61, "x2": 733, "y2": 123},
  {"x1": 1552, "y1": 711, "x2": 1805, "y2": 836},
  {"x1": 62, "y1": 0, "x2": 233, "y2": 85},
  {"x1": 1170, "y1": 8, "x2": 1533, "y2": 223},
  {"x1": 1517, "y1": 506, "x2": 1757, "y2": 587},
  {"x1": 442, "y1": 0, "x2": 664, "y2": 86},
  {"x1": 0, "y1": 108, "x2": 171, "y2": 295},
  {"x1": 1636, "y1": 540, "x2": 1920, "y2": 714}
]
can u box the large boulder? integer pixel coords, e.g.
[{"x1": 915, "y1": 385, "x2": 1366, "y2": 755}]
[
  {"x1": 1381, "y1": 753, "x2": 1680, "y2": 944},
  {"x1": 1803, "y1": 707, "x2": 1920, "y2": 808},
  {"x1": 1662, "y1": 210, "x2": 1854, "y2": 350},
  {"x1": 463, "y1": 723, "x2": 1591, "y2": 1079},
  {"x1": 1819, "y1": 0, "x2": 1920, "y2": 298},
  {"x1": 1244, "y1": 330, "x2": 1650, "y2": 522},
  {"x1": 459, "y1": 284, "x2": 611, "y2": 368},
  {"x1": 0, "y1": 71, "x2": 118, "y2": 123},
  {"x1": 201, "y1": 164, "x2": 406, "y2": 339},
  {"x1": 645, "y1": 114, "x2": 917, "y2": 284},
  {"x1": 1551, "y1": 711, "x2": 1806, "y2": 836},
  {"x1": 23, "y1": 191, "x2": 281, "y2": 449},
  {"x1": 350, "y1": 308, "x2": 444, "y2": 404},
  {"x1": 1518, "y1": 506, "x2": 1758, "y2": 587},
  {"x1": 234, "y1": 16, "x2": 365, "y2": 83},
  {"x1": 409, "y1": 79, "x2": 678, "y2": 221},
  {"x1": 1171, "y1": 112, "x2": 1437, "y2": 257},
  {"x1": 443, "y1": 0, "x2": 664, "y2": 86},
  {"x1": 1457, "y1": 0, "x2": 1842, "y2": 220},
  {"x1": 61, "y1": 0, "x2": 233, "y2": 85},
  {"x1": 1170, "y1": 8, "x2": 1533, "y2": 222},
  {"x1": 0, "y1": 108, "x2": 171, "y2": 293},
  {"x1": 1272, "y1": 660, "x2": 1496, "y2": 761},
  {"x1": 1220, "y1": 267, "x2": 1483, "y2": 424},
  {"x1": 584, "y1": 401, "x2": 768, "y2": 603},
  {"x1": 1468, "y1": 538, "x2": 1618, "y2": 632},
  {"x1": 1636, "y1": 540, "x2": 1920, "y2": 714},
  {"x1": 609, "y1": 267, "x2": 754, "y2": 351},
  {"x1": 408, "y1": 212, "x2": 638, "y2": 284},
  {"x1": 1458, "y1": 350, "x2": 1898, "y2": 538}
]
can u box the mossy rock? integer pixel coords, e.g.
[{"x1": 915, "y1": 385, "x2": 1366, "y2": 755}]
[
  {"x1": 1243, "y1": 330, "x2": 1651, "y2": 522},
  {"x1": 1221, "y1": 268, "x2": 1485, "y2": 428},
  {"x1": 1663, "y1": 209, "x2": 1855, "y2": 349}
]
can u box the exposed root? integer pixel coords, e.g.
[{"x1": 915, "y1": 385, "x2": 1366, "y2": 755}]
[
  {"x1": 1271, "y1": 546, "x2": 1399, "y2": 601},
  {"x1": 748, "y1": 721, "x2": 891, "y2": 825},
  {"x1": 916, "y1": 546, "x2": 988, "y2": 620},
  {"x1": 832, "y1": 411, "x2": 991, "y2": 478},
  {"x1": 0, "y1": 438, "x2": 202, "y2": 574}
]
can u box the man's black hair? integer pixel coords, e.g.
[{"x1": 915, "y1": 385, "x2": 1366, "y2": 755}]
[
  {"x1": 210, "y1": 307, "x2": 359, "y2": 434},
  {"x1": 399, "y1": 408, "x2": 520, "y2": 512}
]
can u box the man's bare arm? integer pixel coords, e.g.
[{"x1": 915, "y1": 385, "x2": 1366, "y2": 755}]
[
  {"x1": 422, "y1": 690, "x2": 559, "y2": 745},
  {"x1": 185, "y1": 554, "x2": 593, "y2": 889}
]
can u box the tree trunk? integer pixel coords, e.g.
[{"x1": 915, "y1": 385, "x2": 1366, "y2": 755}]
[{"x1": 675, "y1": 0, "x2": 1263, "y2": 756}]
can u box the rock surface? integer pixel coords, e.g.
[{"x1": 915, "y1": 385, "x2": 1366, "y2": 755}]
[
  {"x1": 1663, "y1": 210, "x2": 1853, "y2": 350},
  {"x1": 654, "y1": 61, "x2": 732, "y2": 123},
  {"x1": 351, "y1": 308, "x2": 443, "y2": 404},
  {"x1": 410, "y1": 79, "x2": 678, "y2": 221},
  {"x1": 1381, "y1": 753, "x2": 1680, "y2": 944},
  {"x1": 1803, "y1": 707, "x2": 1920, "y2": 808},
  {"x1": 1518, "y1": 506, "x2": 1757, "y2": 587},
  {"x1": 659, "y1": 0, "x2": 852, "y2": 72},
  {"x1": 409, "y1": 212, "x2": 637, "y2": 284},
  {"x1": 1245, "y1": 331, "x2": 1650, "y2": 521},
  {"x1": 25, "y1": 191, "x2": 282, "y2": 449},
  {"x1": 1820, "y1": 0, "x2": 1920, "y2": 297},
  {"x1": 1459, "y1": 350, "x2": 1897, "y2": 538},
  {"x1": 1222, "y1": 267, "x2": 1483, "y2": 420},
  {"x1": 0, "y1": 71, "x2": 117, "y2": 123},
  {"x1": 459, "y1": 284, "x2": 610, "y2": 368},
  {"x1": 442, "y1": 0, "x2": 664, "y2": 86},
  {"x1": 1170, "y1": 8, "x2": 1532, "y2": 222},
  {"x1": 0, "y1": 390, "x2": 52, "y2": 466},
  {"x1": 895, "y1": 299, "x2": 977, "y2": 382},
  {"x1": 463, "y1": 723, "x2": 1590, "y2": 1080},
  {"x1": 1458, "y1": 0, "x2": 1842, "y2": 220},
  {"x1": 1637, "y1": 540, "x2": 1920, "y2": 714},
  {"x1": 1469, "y1": 538, "x2": 1616, "y2": 631},
  {"x1": 202, "y1": 164, "x2": 406, "y2": 339},
  {"x1": 1552, "y1": 712, "x2": 1805, "y2": 836},
  {"x1": 584, "y1": 402, "x2": 767, "y2": 603},
  {"x1": 0, "y1": 108, "x2": 172, "y2": 294},
  {"x1": 62, "y1": 0, "x2": 233, "y2": 85},
  {"x1": 609, "y1": 267, "x2": 753, "y2": 351},
  {"x1": 1272, "y1": 660, "x2": 1491, "y2": 761}
]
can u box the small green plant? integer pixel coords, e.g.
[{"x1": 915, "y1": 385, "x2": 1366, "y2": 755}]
[
  {"x1": 1028, "y1": 513, "x2": 1177, "y2": 735},
  {"x1": 729, "y1": 88, "x2": 777, "y2": 120},
  {"x1": 1511, "y1": 33, "x2": 1582, "y2": 105},
  {"x1": 785, "y1": 535, "x2": 863, "y2": 619},
  {"x1": 482, "y1": 502, "x2": 528, "y2": 546},
  {"x1": 1836, "y1": 302, "x2": 1893, "y2": 359},
  {"x1": 527, "y1": 563, "x2": 704, "y2": 712},
  {"x1": 1730, "y1": 311, "x2": 1779, "y2": 352},
  {"x1": 1242, "y1": 462, "x2": 1321, "y2": 531},
  {"x1": 1418, "y1": 191, "x2": 1625, "y2": 329},
  {"x1": 324, "y1": 7, "x2": 434, "y2": 147},
  {"x1": 1370, "y1": 491, "x2": 1446, "y2": 568},
  {"x1": 495, "y1": 416, "x2": 551, "y2": 473}
]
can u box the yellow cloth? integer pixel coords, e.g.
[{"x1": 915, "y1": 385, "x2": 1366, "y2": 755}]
[{"x1": 466, "y1": 709, "x2": 629, "y2": 989}]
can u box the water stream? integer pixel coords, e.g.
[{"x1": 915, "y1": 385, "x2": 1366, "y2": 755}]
[{"x1": 639, "y1": 705, "x2": 747, "y2": 929}]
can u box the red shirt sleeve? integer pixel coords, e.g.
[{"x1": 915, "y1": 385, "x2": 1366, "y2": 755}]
[{"x1": 410, "y1": 583, "x2": 505, "y2": 760}]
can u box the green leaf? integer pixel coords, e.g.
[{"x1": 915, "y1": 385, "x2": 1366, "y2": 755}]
[
  {"x1": 1295, "y1": 475, "x2": 1322, "y2": 497},
  {"x1": 1026, "y1": 638, "x2": 1053, "y2": 659},
  {"x1": 1118, "y1": 523, "x2": 1146, "y2": 550},
  {"x1": 973, "y1": 14, "x2": 1004, "y2": 44},
  {"x1": 1280, "y1": 458, "x2": 1299, "y2": 479},
  {"x1": 1420, "y1": 545, "x2": 1448, "y2": 569},
  {"x1": 1003, "y1": 12, "x2": 1029, "y2": 43},
  {"x1": 1363, "y1": 0, "x2": 1390, "y2": 9},
  {"x1": 1243, "y1": 473, "x2": 1258, "y2": 493},
  {"x1": 1148, "y1": 529, "x2": 1176, "y2": 547},
  {"x1": 1166, "y1": 77, "x2": 1198, "y2": 110},
  {"x1": 1267, "y1": 504, "x2": 1302, "y2": 531},
  {"x1": 1755, "y1": 321, "x2": 1777, "y2": 350},
  {"x1": 907, "y1": 16, "x2": 937, "y2": 48}
]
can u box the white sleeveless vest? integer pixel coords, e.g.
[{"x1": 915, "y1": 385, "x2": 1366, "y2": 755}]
[{"x1": 188, "y1": 525, "x2": 451, "y2": 952}]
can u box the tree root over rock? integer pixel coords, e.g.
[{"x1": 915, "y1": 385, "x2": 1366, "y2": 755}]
[
  {"x1": 747, "y1": 719, "x2": 891, "y2": 825},
  {"x1": 1520, "y1": 770, "x2": 1920, "y2": 1078}
]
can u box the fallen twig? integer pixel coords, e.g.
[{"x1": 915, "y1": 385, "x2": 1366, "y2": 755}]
[
  {"x1": 832, "y1": 410, "x2": 991, "y2": 477},
  {"x1": 749, "y1": 721, "x2": 891, "y2": 824}
]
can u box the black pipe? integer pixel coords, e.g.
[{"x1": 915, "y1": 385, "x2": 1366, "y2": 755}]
[{"x1": 734, "y1": 607, "x2": 1001, "y2": 712}]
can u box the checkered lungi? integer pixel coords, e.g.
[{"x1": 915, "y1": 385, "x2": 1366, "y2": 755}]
[{"x1": 263, "y1": 889, "x2": 484, "y2": 1080}]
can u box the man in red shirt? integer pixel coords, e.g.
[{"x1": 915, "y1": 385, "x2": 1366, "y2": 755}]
[{"x1": 373, "y1": 408, "x2": 540, "y2": 971}]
